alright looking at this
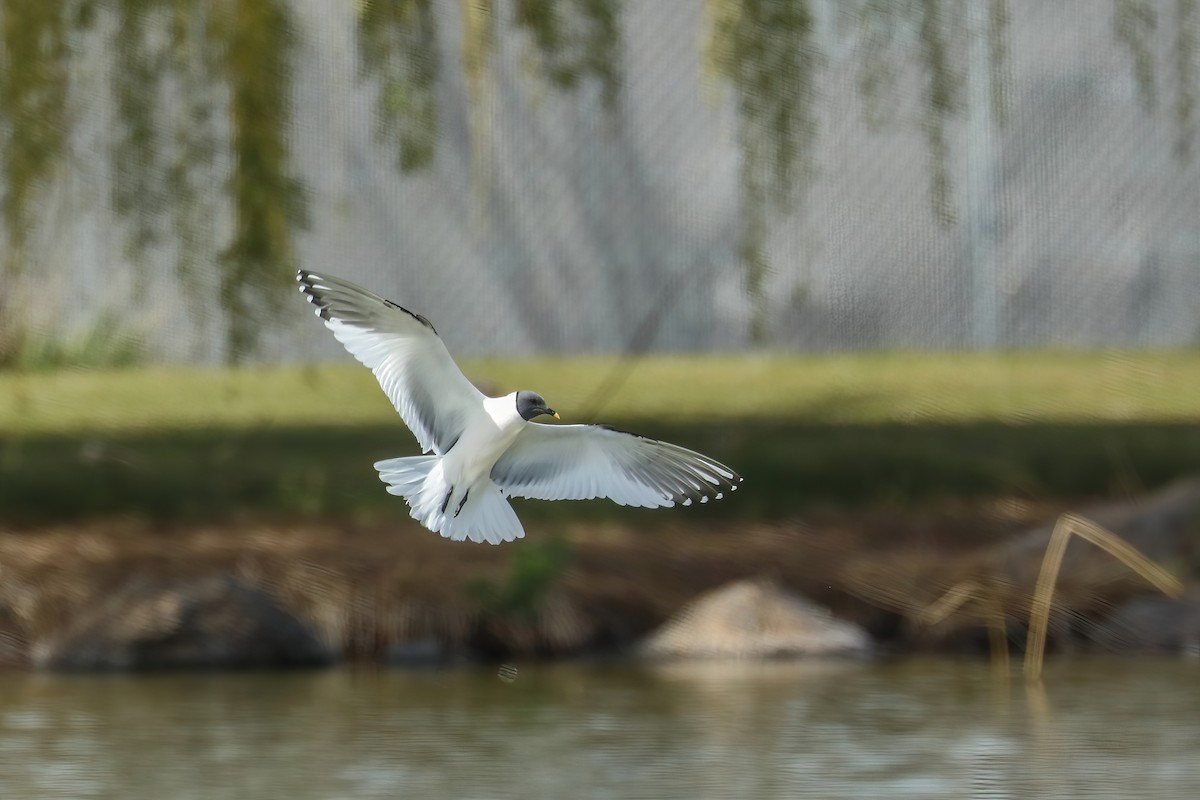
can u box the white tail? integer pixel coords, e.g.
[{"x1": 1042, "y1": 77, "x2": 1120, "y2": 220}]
[
  {"x1": 440, "y1": 480, "x2": 526, "y2": 544},
  {"x1": 374, "y1": 456, "x2": 526, "y2": 545},
  {"x1": 374, "y1": 455, "x2": 438, "y2": 498}
]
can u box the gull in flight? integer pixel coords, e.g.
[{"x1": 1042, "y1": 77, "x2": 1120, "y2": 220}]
[{"x1": 297, "y1": 271, "x2": 741, "y2": 544}]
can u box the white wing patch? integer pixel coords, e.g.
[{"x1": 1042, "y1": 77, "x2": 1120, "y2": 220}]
[
  {"x1": 298, "y1": 271, "x2": 484, "y2": 455},
  {"x1": 490, "y1": 424, "x2": 741, "y2": 508}
]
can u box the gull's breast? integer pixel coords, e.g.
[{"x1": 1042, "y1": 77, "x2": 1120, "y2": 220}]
[{"x1": 443, "y1": 404, "x2": 525, "y2": 486}]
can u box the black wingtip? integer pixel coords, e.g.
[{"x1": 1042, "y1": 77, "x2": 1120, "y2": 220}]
[
  {"x1": 296, "y1": 271, "x2": 330, "y2": 320},
  {"x1": 294, "y1": 270, "x2": 440, "y2": 334}
]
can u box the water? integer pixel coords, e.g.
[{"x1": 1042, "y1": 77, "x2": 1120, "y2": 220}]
[{"x1": 0, "y1": 657, "x2": 1197, "y2": 799}]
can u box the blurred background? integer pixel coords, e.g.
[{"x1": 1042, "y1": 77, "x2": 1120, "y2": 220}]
[
  {"x1": 2, "y1": 0, "x2": 1197, "y2": 362},
  {"x1": 1, "y1": 0, "x2": 1200, "y2": 797}
]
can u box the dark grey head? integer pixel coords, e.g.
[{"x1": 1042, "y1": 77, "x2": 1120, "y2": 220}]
[{"x1": 515, "y1": 390, "x2": 559, "y2": 421}]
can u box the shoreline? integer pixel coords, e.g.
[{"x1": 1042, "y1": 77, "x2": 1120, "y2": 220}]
[{"x1": 3, "y1": 483, "x2": 1195, "y2": 670}]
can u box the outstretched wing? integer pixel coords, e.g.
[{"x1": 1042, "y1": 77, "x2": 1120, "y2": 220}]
[
  {"x1": 297, "y1": 270, "x2": 483, "y2": 455},
  {"x1": 491, "y1": 424, "x2": 741, "y2": 508}
]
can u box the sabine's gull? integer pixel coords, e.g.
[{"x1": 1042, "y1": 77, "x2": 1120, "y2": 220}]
[{"x1": 298, "y1": 270, "x2": 741, "y2": 544}]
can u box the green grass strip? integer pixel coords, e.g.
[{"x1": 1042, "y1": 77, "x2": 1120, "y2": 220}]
[
  {"x1": 2, "y1": 350, "x2": 1199, "y2": 434},
  {"x1": 2, "y1": 352, "x2": 1198, "y2": 522}
]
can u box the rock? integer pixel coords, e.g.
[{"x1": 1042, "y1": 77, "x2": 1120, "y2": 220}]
[
  {"x1": 1091, "y1": 587, "x2": 1200, "y2": 656},
  {"x1": 640, "y1": 579, "x2": 872, "y2": 660},
  {"x1": 32, "y1": 574, "x2": 336, "y2": 671}
]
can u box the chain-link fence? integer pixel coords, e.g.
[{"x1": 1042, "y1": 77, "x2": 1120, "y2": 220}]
[{"x1": 1, "y1": 0, "x2": 1197, "y2": 364}]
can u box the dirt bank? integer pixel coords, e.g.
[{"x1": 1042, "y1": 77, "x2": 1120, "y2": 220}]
[{"x1": 1, "y1": 483, "x2": 1197, "y2": 669}]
